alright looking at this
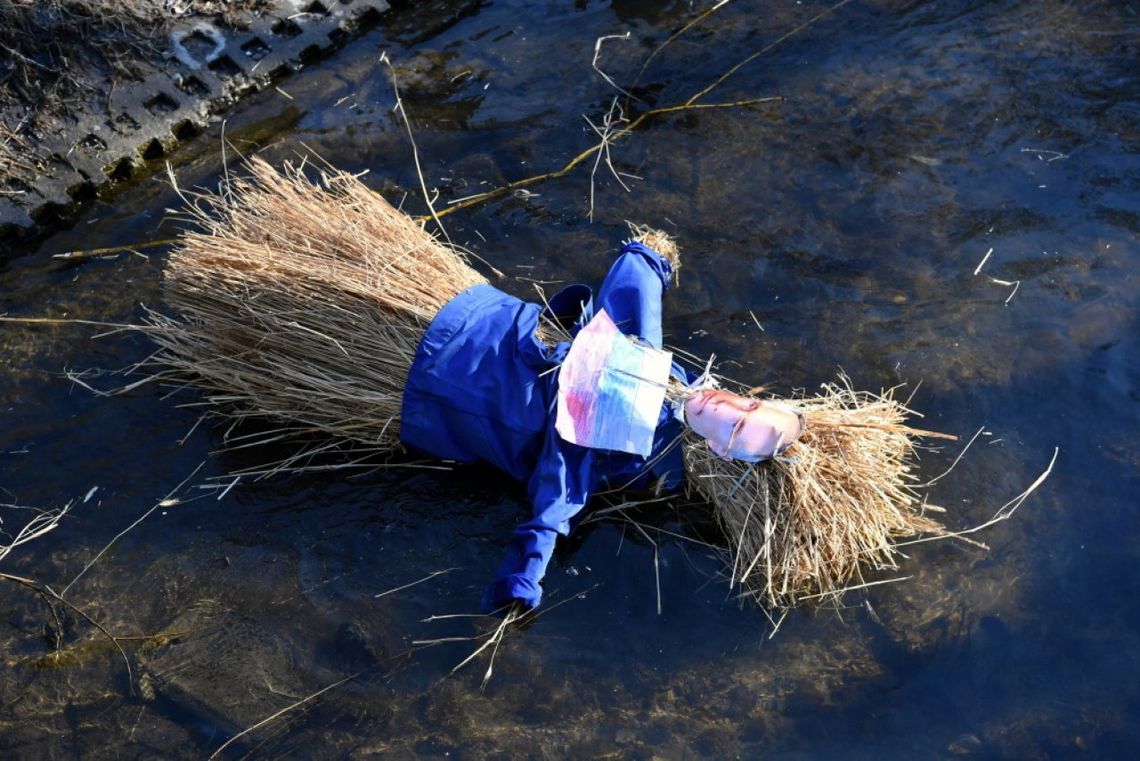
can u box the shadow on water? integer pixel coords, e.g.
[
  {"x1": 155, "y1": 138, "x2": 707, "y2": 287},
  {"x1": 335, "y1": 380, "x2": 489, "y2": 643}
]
[{"x1": 2, "y1": 0, "x2": 1139, "y2": 757}]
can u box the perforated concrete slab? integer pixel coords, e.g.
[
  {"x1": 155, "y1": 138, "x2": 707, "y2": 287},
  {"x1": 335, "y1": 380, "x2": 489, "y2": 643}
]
[{"x1": 1, "y1": 0, "x2": 390, "y2": 242}]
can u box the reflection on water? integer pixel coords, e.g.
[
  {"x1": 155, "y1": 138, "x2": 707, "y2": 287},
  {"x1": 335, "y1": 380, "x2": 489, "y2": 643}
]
[{"x1": 2, "y1": 0, "x2": 1138, "y2": 757}]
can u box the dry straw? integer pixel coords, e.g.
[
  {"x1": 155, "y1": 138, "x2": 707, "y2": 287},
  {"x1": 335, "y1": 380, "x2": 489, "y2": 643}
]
[
  {"x1": 149, "y1": 157, "x2": 486, "y2": 455},
  {"x1": 682, "y1": 377, "x2": 955, "y2": 609}
]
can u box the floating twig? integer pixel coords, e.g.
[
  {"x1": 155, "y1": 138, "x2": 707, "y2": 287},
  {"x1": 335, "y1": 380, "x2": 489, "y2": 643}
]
[
  {"x1": 374, "y1": 567, "x2": 458, "y2": 599},
  {"x1": 207, "y1": 670, "x2": 365, "y2": 760},
  {"x1": 0, "y1": 571, "x2": 134, "y2": 691},
  {"x1": 973, "y1": 247, "x2": 994, "y2": 276},
  {"x1": 897, "y1": 446, "x2": 1059, "y2": 548},
  {"x1": 62, "y1": 462, "x2": 205, "y2": 597},
  {"x1": 52, "y1": 239, "x2": 177, "y2": 261}
]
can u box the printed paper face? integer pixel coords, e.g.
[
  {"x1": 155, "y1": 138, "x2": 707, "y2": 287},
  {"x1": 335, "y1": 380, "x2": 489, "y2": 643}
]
[{"x1": 555, "y1": 309, "x2": 672, "y2": 457}]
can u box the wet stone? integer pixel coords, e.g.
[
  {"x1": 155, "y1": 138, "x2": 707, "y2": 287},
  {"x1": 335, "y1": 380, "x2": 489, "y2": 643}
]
[
  {"x1": 328, "y1": 620, "x2": 380, "y2": 670},
  {"x1": 138, "y1": 602, "x2": 308, "y2": 740},
  {"x1": 949, "y1": 733, "x2": 984, "y2": 755}
]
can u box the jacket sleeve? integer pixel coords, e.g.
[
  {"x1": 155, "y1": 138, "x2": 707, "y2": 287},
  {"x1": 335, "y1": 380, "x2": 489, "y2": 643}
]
[
  {"x1": 480, "y1": 241, "x2": 676, "y2": 612},
  {"x1": 482, "y1": 419, "x2": 597, "y2": 611},
  {"x1": 593, "y1": 241, "x2": 674, "y2": 349}
]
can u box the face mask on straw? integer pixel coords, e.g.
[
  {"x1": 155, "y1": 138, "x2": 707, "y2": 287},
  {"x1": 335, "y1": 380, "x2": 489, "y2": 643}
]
[{"x1": 684, "y1": 389, "x2": 805, "y2": 462}]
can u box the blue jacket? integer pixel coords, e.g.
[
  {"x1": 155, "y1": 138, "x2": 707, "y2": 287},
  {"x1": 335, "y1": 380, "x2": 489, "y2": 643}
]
[{"x1": 401, "y1": 242, "x2": 688, "y2": 611}]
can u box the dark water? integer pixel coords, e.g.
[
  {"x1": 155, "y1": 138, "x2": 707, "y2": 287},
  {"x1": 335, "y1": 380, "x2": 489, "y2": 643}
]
[{"x1": 3, "y1": 0, "x2": 1138, "y2": 757}]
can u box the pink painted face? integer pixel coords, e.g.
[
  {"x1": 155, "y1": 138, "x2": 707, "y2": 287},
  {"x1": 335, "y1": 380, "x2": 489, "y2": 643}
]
[{"x1": 684, "y1": 389, "x2": 805, "y2": 462}]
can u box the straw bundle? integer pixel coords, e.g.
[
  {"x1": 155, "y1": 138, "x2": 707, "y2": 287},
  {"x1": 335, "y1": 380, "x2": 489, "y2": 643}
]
[
  {"x1": 682, "y1": 378, "x2": 950, "y2": 608},
  {"x1": 148, "y1": 157, "x2": 486, "y2": 453}
]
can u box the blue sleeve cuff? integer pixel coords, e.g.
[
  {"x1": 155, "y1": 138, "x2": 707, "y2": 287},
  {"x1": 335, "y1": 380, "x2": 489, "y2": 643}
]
[
  {"x1": 620, "y1": 241, "x2": 673, "y2": 292},
  {"x1": 482, "y1": 573, "x2": 543, "y2": 612}
]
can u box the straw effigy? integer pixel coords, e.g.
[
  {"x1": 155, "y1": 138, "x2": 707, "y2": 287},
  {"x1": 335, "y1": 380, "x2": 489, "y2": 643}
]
[{"x1": 149, "y1": 157, "x2": 950, "y2": 608}]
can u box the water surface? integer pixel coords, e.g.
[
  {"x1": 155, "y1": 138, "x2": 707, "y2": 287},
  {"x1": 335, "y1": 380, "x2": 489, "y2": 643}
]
[{"x1": 2, "y1": 1, "x2": 1137, "y2": 757}]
